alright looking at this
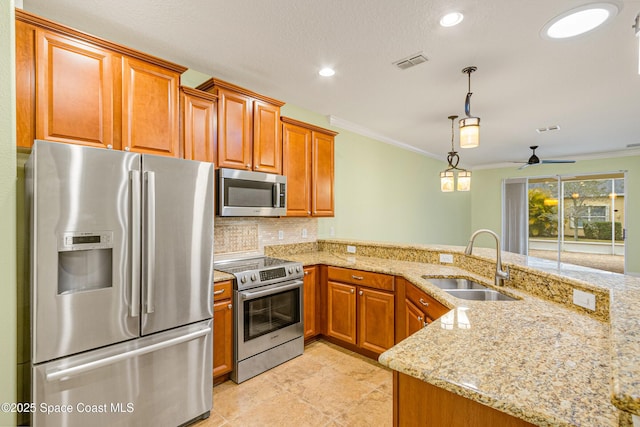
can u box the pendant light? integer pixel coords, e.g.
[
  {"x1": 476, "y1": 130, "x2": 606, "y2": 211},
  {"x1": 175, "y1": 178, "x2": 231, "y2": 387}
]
[
  {"x1": 440, "y1": 115, "x2": 471, "y2": 192},
  {"x1": 459, "y1": 66, "x2": 480, "y2": 148}
]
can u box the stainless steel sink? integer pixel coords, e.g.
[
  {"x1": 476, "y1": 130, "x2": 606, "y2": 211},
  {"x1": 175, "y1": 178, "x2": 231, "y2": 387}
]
[
  {"x1": 421, "y1": 276, "x2": 518, "y2": 301},
  {"x1": 445, "y1": 289, "x2": 517, "y2": 301},
  {"x1": 421, "y1": 277, "x2": 488, "y2": 290}
]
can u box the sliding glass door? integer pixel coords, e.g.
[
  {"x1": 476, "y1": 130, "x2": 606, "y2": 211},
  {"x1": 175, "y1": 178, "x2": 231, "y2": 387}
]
[{"x1": 504, "y1": 172, "x2": 626, "y2": 273}]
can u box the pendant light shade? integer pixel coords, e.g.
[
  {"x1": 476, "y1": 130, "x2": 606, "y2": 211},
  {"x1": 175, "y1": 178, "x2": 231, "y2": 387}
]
[
  {"x1": 440, "y1": 170, "x2": 455, "y2": 192},
  {"x1": 459, "y1": 117, "x2": 480, "y2": 148},
  {"x1": 440, "y1": 115, "x2": 471, "y2": 192},
  {"x1": 457, "y1": 170, "x2": 472, "y2": 191},
  {"x1": 459, "y1": 66, "x2": 480, "y2": 148}
]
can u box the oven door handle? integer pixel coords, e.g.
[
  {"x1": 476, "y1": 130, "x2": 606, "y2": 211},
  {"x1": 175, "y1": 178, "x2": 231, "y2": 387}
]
[{"x1": 239, "y1": 280, "x2": 303, "y2": 301}]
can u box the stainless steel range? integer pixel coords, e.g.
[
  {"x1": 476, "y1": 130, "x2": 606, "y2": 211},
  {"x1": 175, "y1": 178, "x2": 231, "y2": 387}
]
[{"x1": 214, "y1": 256, "x2": 304, "y2": 383}]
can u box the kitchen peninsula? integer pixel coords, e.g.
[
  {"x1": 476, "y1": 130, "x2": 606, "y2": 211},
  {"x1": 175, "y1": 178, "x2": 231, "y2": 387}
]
[{"x1": 213, "y1": 238, "x2": 640, "y2": 427}]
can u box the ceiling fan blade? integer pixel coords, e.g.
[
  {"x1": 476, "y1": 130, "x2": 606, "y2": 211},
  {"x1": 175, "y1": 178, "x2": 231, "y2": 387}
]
[
  {"x1": 540, "y1": 160, "x2": 576, "y2": 164},
  {"x1": 518, "y1": 163, "x2": 532, "y2": 170}
]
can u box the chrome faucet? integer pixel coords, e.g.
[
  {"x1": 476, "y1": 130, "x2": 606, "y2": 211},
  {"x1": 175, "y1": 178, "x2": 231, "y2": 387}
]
[{"x1": 464, "y1": 229, "x2": 510, "y2": 286}]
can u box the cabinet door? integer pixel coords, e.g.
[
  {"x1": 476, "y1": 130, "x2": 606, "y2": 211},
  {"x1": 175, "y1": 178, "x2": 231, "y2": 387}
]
[
  {"x1": 181, "y1": 88, "x2": 216, "y2": 162},
  {"x1": 312, "y1": 131, "x2": 335, "y2": 216},
  {"x1": 326, "y1": 281, "x2": 357, "y2": 345},
  {"x1": 35, "y1": 29, "x2": 116, "y2": 149},
  {"x1": 405, "y1": 299, "x2": 427, "y2": 338},
  {"x1": 217, "y1": 88, "x2": 252, "y2": 169},
  {"x1": 122, "y1": 57, "x2": 180, "y2": 157},
  {"x1": 212, "y1": 299, "x2": 233, "y2": 378},
  {"x1": 282, "y1": 122, "x2": 312, "y2": 216},
  {"x1": 303, "y1": 266, "x2": 318, "y2": 339},
  {"x1": 358, "y1": 287, "x2": 395, "y2": 353},
  {"x1": 253, "y1": 100, "x2": 281, "y2": 174}
]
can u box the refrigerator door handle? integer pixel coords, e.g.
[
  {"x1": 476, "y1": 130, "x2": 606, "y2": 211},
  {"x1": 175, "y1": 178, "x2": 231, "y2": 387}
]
[
  {"x1": 45, "y1": 326, "x2": 211, "y2": 382},
  {"x1": 129, "y1": 170, "x2": 141, "y2": 318},
  {"x1": 144, "y1": 171, "x2": 156, "y2": 314}
]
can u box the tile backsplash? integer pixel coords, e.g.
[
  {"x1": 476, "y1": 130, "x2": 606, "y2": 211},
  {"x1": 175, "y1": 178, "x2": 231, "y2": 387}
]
[{"x1": 214, "y1": 217, "x2": 318, "y2": 258}]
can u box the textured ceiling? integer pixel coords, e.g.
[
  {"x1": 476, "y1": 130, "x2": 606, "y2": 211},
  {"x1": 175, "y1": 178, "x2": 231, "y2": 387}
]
[{"x1": 22, "y1": 0, "x2": 640, "y2": 168}]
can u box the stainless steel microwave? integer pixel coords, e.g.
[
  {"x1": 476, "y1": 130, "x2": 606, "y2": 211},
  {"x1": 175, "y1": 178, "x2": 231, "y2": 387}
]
[{"x1": 217, "y1": 168, "x2": 287, "y2": 217}]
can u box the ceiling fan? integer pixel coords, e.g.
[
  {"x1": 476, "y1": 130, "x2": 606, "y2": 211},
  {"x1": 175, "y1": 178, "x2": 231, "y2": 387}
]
[{"x1": 516, "y1": 146, "x2": 576, "y2": 169}]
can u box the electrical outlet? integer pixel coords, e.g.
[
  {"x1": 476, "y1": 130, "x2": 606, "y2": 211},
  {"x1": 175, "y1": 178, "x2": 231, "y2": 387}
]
[
  {"x1": 346, "y1": 245, "x2": 356, "y2": 254},
  {"x1": 330, "y1": 227, "x2": 335, "y2": 236},
  {"x1": 302, "y1": 228, "x2": 308, "y2": 238},
  {"x1": 439, "y1": 253, "x2": 454, "y2": 263},
  {"x1": 278, "y1": 230, "x2": 284, "y2": 240},
  {"x1": 573, "y1": 289, "x2": 596, "y2": 311}
]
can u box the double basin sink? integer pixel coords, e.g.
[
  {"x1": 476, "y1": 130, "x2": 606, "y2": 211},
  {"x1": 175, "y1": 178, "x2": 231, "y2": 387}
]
[{"x1": 421, "y1": 276, "x2": 518, "y2": 302}]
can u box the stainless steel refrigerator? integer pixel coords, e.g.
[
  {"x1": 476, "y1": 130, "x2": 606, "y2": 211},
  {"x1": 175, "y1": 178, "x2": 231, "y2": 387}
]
[{"x1": 26, "y1": 140, "x2": 214, "y2": 426}]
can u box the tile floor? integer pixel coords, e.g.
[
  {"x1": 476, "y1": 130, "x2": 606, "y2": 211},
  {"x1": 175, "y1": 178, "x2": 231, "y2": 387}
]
[{"x1": 192, "y1": 340, "x2": 393, "y2": 427}]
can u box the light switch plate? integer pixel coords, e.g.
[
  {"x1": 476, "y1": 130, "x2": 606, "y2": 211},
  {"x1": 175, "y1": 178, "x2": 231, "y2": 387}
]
[
  {"x1": 439, "y1": 253, "x2": 454, "y2": 263},
  {"x1": 573, "y1": 289, "x2": 596, "y2": 311},
  {"x1": 302, "y1": 228, "x2": 308, "y2": 238},
  {"x1": 346, "y1": 245, "x2": 356, "y2": 254}
]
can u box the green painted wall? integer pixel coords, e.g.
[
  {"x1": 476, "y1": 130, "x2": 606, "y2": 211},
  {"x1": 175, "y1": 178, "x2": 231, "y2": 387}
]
[
  {"x1": 0, "y1": 1, "x2": 17, "y2": 426},
  {"x1": 470, "y1": 156, "x2": 640, "y2": 275},
  {"x1": 281, "y1": 104, "x2": 472, "y2": 246}
]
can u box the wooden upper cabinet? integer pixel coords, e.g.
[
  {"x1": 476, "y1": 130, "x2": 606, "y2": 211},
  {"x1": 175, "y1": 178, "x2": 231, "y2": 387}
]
[
  {"x1": 253, "y1": 100, "x2": 281, "y2": 173},
  {"x1": 216, "y1": 87, "x2": 252, "y2": 169},
  {"x1": 35, "y1": 29, "x2": 116, "y2": 149},
  {"x1": 197, "y1": 78, "x2": 284, "y2": 172},
  {"x1": 282, "y1": 121, "x2": 312, "y2": 216},
  {"x1": 15, "y1": 10, "x2": 187, "y2": 155},
  {"x1": 282, "y1": 116, "x2": 338, "y2": 217},
  {"x1": 122, "y1": 57, "x2": 180, "y2": 157},
  {"x1": 180, "y1": 87, "x2": 217, "y2": 163},
  {"x1": 312, "y1": 131, "x2": 335, "y2": 216}
]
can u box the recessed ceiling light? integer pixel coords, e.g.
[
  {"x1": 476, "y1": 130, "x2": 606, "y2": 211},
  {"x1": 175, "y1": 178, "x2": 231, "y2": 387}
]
[
  {"x1": 542, "y1": 3, "x2": 618, "y2": 39},
  {"x1": 318, "y1": 67, "x2": 335, "y2": 77},
  {"x1": 440, "y1": 12, "x2": 464, "y2": 27}
]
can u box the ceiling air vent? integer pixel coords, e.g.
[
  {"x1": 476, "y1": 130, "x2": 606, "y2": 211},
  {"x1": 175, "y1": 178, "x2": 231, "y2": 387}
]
[
  {"x1": 536, "y1": 125, "x2": 560, "y2": 133},
  {"x1": 393, "y1": 53, "x2": 428, "y2": 70},
  {"x1": 627, "y1": 143, "x2": 640, "y2": 148}
]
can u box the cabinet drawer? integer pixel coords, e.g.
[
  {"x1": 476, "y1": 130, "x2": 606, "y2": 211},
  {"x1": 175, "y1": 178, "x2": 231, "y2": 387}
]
[
  {"x1": 213, "y1": 280, "x2": 232, "y2": 302},
  {"x1": 327, "y1": 267, "x2": 394, "y2": 291},
  {"x1": 405, "y1": 283, "x2": 449, "y2": 321}
]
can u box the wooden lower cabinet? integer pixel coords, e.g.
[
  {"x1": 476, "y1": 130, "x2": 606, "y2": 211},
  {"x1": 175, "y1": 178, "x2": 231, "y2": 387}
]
[
  {"x1": 359, "y1": 287, "x2": 395, "y2": 353},
  {"x1": 325, "y1": 267, "x2": 395, "y2": 355},
  {"x1": 396, "y1": 277, "x2": 450, "y2": 342},
  {"x1": 303, "y1": 266, "x2": 319, "y2": 340},
  {"x1": 326, "y1": 281, "x2": 357, "y2": 345},
  {"x1": 394, "y1": 372, "x2": 535, "y2": 427},
  {"x1": 212, "y1": 280, "x2": 233, "y2": 382}
]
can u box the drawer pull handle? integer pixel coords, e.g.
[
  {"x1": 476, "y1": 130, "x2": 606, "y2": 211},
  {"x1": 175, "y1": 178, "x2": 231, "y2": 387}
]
[
  {"x1": 352, "y1": 275, "x2": 364, "y2": 280},
  {"x1": 419, "y1": 298, "x2": 429, "y2": 307},
  {"x1": 359, "y1": 290, "x2": 363, "y2": 296},
  {"x1": 350, "y1": 289, "x2": 355, "y2": 294},
  {"x1": 213, "y1": 289, "x2": 226, "y2": 295},
  {"x1": 228, "y1": 304, "x2": 232, "y2": 310},
  {"x1": 304, "y1": 271, "x2": 309, "y2": 275}
]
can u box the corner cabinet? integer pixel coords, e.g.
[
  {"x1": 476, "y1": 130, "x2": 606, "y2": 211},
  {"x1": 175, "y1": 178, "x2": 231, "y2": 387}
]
[
  {"x1": 212, "y1": 280, "x2": 233, "y2": 383},
  {"x1": 326, "y1": 267, "x2": 395, "y2": 355},
  {"x1": 196, "y1": 78, "x2": 284, "y2": 173},
  {"x1": 396, "y1": 277, "x2": 450, "y2": 341},
  {"x1": 281, "y1": 117, "x2": 337, "y2": 217},
  {"x1": 180, "y1": 87, "x2": 217, "y2": 163},
  {"x1": 15, "y1": 10, "x2": 186, "y2": 156}
]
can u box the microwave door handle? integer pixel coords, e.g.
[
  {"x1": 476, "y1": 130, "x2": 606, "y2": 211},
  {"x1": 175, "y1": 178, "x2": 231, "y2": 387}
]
[
  {"x1": 144, "y1": 171, "x2": 156, "y2": 314},
  {"x1": 272, "y1": 183, "x2": 279, "y2": 208},
  {"x1": 129, "y1": 170, "x2": 141, "y2": 318}
]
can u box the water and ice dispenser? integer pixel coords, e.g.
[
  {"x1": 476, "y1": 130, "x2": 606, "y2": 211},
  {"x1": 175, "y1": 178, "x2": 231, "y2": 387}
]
[{"x1": 57, "y1": 231, "x2": 114, "y2": 294}]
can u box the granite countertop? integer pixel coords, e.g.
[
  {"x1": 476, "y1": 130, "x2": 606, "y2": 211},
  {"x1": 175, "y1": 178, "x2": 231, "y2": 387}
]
[{"x1": 254, "y1": 239, "x2": 640, "y2": 427}]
